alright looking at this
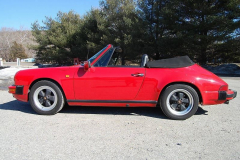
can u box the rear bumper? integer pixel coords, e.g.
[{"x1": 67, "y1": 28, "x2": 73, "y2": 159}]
[
  {"x1": 202, "y1": 89, "x2": 237, "y2": 105},
  {"x1": 218, "y1": 89, "x2": 237, "y2": 101}
]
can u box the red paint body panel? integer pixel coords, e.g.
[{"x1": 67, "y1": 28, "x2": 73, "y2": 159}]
[
  {"x1": 10, "y1": 63, "x2": 228, "y2": 105},
  {"x1": 226, "y1": 90, "x2": 235, "y2": 100},
  {"x1": 135, "y1": 64, "x2": 228, "y2": 105},
  {"x1": 13, "y1": 66, "x2": 78, "y2": 101},
  {"x1": 13, "y1": 94, "x2": 28, "y2": 102},
  {"x1": 74, "y1": 67, "x2": 145, "y2": 100},
  {"x1": 9, "y1": 44, "x2": 235, "y2": 107}
]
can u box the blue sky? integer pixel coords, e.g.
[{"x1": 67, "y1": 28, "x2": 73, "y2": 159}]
[{"x1": 0, "y1": 0, "x2": 100, "y2": 30}]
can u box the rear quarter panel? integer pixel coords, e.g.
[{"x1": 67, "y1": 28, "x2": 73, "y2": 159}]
[{"x1": 135, "y1": 64, "x2": 227, "y2": 105}]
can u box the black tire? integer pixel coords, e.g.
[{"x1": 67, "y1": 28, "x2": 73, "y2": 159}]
[
  {"x1": 29, "y1": 80, "x2": 65, "y2": 115},
  {"x1": 160, "y1": 84, "x2": 199, "y2": 120}
]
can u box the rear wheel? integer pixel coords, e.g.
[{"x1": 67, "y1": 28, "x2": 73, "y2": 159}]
[
  {"x1": 29, "y1": 80, "x2": 65, "y2": 115},
  {"x1": 160, "y1": 84, "x2": 199, "y2": 120}
]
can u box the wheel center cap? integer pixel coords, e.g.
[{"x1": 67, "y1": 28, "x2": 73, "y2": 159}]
[
  {"x1": 178, "y1": 100, "x2": 182, "y2": 104},
  {"x1": 44, "y1": 97, "x2": 47, "y2": 100}
]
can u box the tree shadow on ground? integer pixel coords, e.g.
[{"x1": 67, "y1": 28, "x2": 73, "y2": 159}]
[{"x1": 0, "y1": 100, "x2": 208, "y2": 119}]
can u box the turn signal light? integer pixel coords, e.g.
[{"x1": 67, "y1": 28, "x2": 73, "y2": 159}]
[{"x1": 8, "y1": 86, "x2": 16, "y2": 94}]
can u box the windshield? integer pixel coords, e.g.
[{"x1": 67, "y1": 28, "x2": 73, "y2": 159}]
[
  {"x1": 93, "y1": 48, "x2": 114, "y2": 67},
  {"x1": 88, "y1": 46, "x2": 108, "y2": 64}
]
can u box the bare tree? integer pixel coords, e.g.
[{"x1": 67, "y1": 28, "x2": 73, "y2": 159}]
[{"x1": 0, "y1": 27, "x2": 36, "y2": 61}]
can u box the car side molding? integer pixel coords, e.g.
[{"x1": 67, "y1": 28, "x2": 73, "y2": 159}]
[{"x1": 67, "y1": 100, "x2": 158, "y2": 104}]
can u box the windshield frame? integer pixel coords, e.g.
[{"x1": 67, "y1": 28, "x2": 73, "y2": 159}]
[{"x1": 88, "y1": 44, "x2": 112, "y2": 66}]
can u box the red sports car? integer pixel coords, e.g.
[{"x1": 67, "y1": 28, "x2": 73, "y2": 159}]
[{"x1": 8, "y1": 44, "x2": 237, "y2": 120}]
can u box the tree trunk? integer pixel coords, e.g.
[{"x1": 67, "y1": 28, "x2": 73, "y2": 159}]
[
  {"x1": 155, "y1": 49, "x2": 160, "y2": 60},
  {"x1": 121, "y1": 47, "x2": 125, "y2": 65},
  {"x1": 199, "y1": 48, "x2": 207, "y2": 64}
]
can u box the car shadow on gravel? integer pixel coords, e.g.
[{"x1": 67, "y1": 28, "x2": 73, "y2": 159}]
[
  {"x1": 0, "y1": 100, "x2": 36, "y2": 114},
  {"x1": 195, "y1": 106, "x2": 208, "y2": 115},
  {"x1": 0, "y1": 100, "x2": 208, "y2": 118},
  {"x1": 60, "y1": 106, "x2": 169, "y2": 119},
  {"x1": 60, "y1": 105, "x2": 208, "y2": 119}
]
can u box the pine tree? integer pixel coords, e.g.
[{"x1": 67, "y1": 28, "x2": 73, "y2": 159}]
[
  {"x1": 169, "y1": 0, "x2": 240, "y2": 64},
  {"x1": 99, "y1": 0, "x2": 142, "y2": 64},
  {"x1": 138, "y1": 0, "x2": 172, "y2": 60},
  {"x1": 138, "y1": 0, "x2": 240, "y2": 63},
  {"x1": 10, "y1": 41, "x2": 28, "y2": 61},
  {"x1": 31, "y1": 11, "x2": 82, "y2": 64}
]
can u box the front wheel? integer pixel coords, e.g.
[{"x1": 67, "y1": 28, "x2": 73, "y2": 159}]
[
  {"x1": 29, "y1": 80, "x2": 65, "y2": 115},
  {"x1": 160, "y1": 84, "x2": 199, "y2": 120}
]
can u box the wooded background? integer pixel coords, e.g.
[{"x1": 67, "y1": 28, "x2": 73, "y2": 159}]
[{"x1": 1, "y1": 0, "x2": 240, "y2": 65}]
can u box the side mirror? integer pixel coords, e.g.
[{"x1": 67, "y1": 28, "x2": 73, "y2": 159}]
[{"x1": 84, "y1": 61, "x2": 91, "y2": 71}]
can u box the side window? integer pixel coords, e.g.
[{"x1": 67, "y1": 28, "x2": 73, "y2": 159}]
[
  {"x1": 93, "y1": 48, "x2": 114, "y2": 67},
  {"x1": 108, "y1": 52, "x2": 122, "y2": 66},
  {"x1": 108, "y1": 52, "x2": 141, "y2": 67}
]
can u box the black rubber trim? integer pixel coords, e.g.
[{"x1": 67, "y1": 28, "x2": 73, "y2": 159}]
[
  {"x1": 219, "y1": 90, "x2": 237, "y2": 100},
  {"x1": 67, "y1": 100, "x2": 157, "y2": 104},
  {"x1": 218, "y1": 91, "x2": 227, "y2": 100},
  {"x1": 15, "y1": 85, "x2": 24, "y2": 95},
  {"x1": 226, "y1": 93, "x2": 234, "y2": 98},
  {"x1": 230, "y1": 89, "x2": 237, "y2": 98},
  {"x1": 146, "y1": 56, "x2": 195, "y2": 68}
]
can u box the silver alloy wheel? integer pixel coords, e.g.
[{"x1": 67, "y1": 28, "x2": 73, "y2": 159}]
[
  {"x1": 166, "y1": 89, "x2": 193, "y2": 116},
  {"x1": 33, "y1": 86, "x2": 58, "y2": 111}
]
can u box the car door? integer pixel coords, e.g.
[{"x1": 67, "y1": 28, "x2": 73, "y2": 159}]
[{"x1": 74, "y1": 67, "x2": 145, "y2": 100}]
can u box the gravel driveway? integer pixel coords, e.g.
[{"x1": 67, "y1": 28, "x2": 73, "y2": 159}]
[{"x1": 0, "y1": 77, "x2": 239, "y2": 160}]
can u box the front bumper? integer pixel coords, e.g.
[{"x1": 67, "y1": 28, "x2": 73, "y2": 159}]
[
  {"x1": 8, "y1": 85, "x2": 28, "y2": 102},
  {"x1": 218, "y1": 89, "x2": 237, "y2": 101},
  {"x1": 8, "y1": 85, "x2": 24, "y2": 94}
]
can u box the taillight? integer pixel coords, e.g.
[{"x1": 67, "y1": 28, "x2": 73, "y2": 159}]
[{"x1": 219, "y1": 85, "x2": 228, "y2": 91}]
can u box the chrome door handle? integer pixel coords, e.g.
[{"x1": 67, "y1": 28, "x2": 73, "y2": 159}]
[{"x1": 131, "y1": 73, "x2": 144, "y2": 77}]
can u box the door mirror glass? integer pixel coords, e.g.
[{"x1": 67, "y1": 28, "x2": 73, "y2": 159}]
[{"x1": 84, "y1": 61, "x2": 91, "y2": 71}]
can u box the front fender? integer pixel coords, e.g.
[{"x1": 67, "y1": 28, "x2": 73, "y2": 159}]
[{"x1": 14, "y1": 66, "x2": 79, "y2": 101}]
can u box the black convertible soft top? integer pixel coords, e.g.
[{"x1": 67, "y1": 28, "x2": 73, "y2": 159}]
[{"x1": 145, "y1": 56, "x2": 194, "y2": 68}]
